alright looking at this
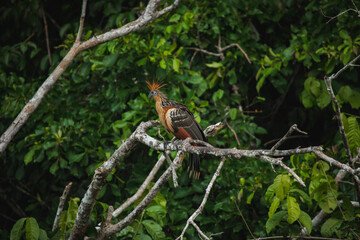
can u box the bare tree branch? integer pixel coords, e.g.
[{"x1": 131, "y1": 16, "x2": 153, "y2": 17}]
[
  {"x1": 75, "y1": 0, "x2": 87, "y2": 43},
  {"x1": 69, "y1": 121, "x2": 157, "y2": 240},
  {"x1": 99, "y1": 151, "x2": 185, "y2": 239},
  {"x1": 176, "y1": 157, "x2": 226, "y2": 240},
  {"x1": 112, "y1": 122, "x2": 223, "y2": 218},
  {"x1": 321, "y1": 0, "x2": 360, "y2": 23},
  {"x1": 41, "y1": 5, "x2": 52, "y2": 65},
  {"x1": 224, "y1": 118, "x2": 241, "y2": 146},
  {"x1": 270, "y1": 124, "x2": 307, "y2": 152},
  {"x1": 297, "y1": 54, "x2": 360, "y2": 239},
  {"x1": 324, "y1": 54, "x2": 360, "y2": 199},
  {"x1": 68, "y1": 119, "x2": 359, "y2": 239},
  {"x1": 260, "y1": 155, "x2": 306, "y2": 187},
  {"x1": 52, "y1": 182, "x2": 72, "y2": 231},
  {"x1": 188, "y1": 35, "x2": 251, "y2": 64},
  {"x1": 0, "y1": 0, "x2": 182, "y2": 154},
  {"x1": 112, "y1": 154, "x2": 167, "y2": 217},
  {"x1": 324, "y1": 55, "x2": 360, "y2": 163},
  {"x1": 252, "y1": 235, "x2": 344, "y2": 240}
]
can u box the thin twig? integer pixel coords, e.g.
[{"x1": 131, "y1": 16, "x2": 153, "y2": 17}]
[
  {"x1": 163, "y1": 150, "x2": 179, "y2": 187},
  {"x1": 0, "y1": 0, "x2": 182, "y2": 155},
  {"x1": 320, "y1": 0, "x2": 360, "y2": 24},
  {"x1": 270, "y1": 124, "x2": 307, "y2": 151},
  {"x1": 251, "y1": 236, "x2": 343, "y2": 240},
  {"x1": 76, "y1": 0, "x2": 88, "y2": 43},
  {"x1": 224, "y1": 118, "x2": 240, "y2": 146},
  {"x1": 100, "y1": 151, "x2": 184, "y2": 239},
  {"x1": 260, "y1": 155, "x2": 306, "y2": 187},
  {"x1": 176, "y1": 157, "x2": 226, "y2": 240},
  {"x1": 41, "y1": 5, "x2": 52, "y2": 65},
  {"x1": 234, "y1": 200, "x2": 256, "y2": 239},
  {"x1": 23, "y1": 32, "x2": 35, "y2": 43},
  {"x1": 187, "y1": 35, "x2": 251, "y2": 64},
  {"x1": 112, "y1": 154, "x2": 167, "y2": 217},
  {"x1": 324, "y1": 54, "x2": 360, "y2": 199},
  {"x1": 52, "y1": 182, "x2": 72, "y2": 231}
]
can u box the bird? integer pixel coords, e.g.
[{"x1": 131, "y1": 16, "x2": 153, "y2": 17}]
[{"x1": 146, "y1": 80, "x2": 206, "y2": 179}]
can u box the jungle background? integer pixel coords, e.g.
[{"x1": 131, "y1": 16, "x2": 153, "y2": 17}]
[{"x1": 1, "y1": 0, "x2": 360, "y2": 239}]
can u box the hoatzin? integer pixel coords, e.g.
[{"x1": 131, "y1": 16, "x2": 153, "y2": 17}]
[{"x1": 147, "y1": 81, "x2": 206, "y2": 179}]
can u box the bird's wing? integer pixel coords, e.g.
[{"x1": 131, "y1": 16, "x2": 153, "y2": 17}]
[{"x1": 165, "y1": 107, "x2": 205, "y2": 141}]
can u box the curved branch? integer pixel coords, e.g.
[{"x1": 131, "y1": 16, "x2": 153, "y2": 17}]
[
  {"x1": 68, "y1": 119, "x2": 358, "y2": 239},
  {"x1": 0, "y1": 0, "x2": 182, "y2": 154}
]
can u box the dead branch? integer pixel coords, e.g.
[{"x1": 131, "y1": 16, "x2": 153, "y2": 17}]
[
  {"x1": 98, "y1": 151, "x2": 185, "y2": 239},
  {"x1": 112, "y1": 122, "x2": 223, "y2": 218},
  {"x1": 112, "y1": 154, "x2": 167, "y2": 217},
  {"x1": 176, "y1": 157, "x2": 226, "y2": 240},
  {"x1": 270, "y1": 124, "x2": 307, "y2": 151},
  {"x1": 76, "y1": 0, "x2": 87, "y2": 43},
  {"x1": 297, "y1": 54, "x2": 360, "y2": 239},
  {"x1": 188, "y1": 35, "x2": 251, "y2": 64},
  {"x1": 0, "y1": 0, "x2": 182, "y2": 154},
  {"x1": 41, "y1": 5, "x2": 52, "y2": 65},
  {"x1": 52, "y1": 182, "x2": 72, "y2": 231},
  {"x1": 321, "y1": 0, "x2": 360, "y2": 23},
  {"x1": 324, "y1": 54, "x2": 360, "y2": 199},
  {"x1": 68, "y1": 119, "x2": 359, "y2": 239},
  {"x1": 224, "y1": 118, "x2": 241, "y2": 146}
]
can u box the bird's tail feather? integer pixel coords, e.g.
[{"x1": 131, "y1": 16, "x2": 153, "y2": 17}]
[{"x1": 188, "y1": 153, "x2": 201, "y2": 179}]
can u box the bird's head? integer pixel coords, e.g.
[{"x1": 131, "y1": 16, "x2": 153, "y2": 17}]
[{"x1": 146, "y1": 80, "x2": 166, "y2": 101}]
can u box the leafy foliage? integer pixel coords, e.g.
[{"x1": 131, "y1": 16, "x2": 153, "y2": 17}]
[{"x1": 1, "y1": 0, "x2": 360, "y2": 239}]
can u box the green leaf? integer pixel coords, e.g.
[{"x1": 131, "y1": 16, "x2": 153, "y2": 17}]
[
  {"x1": 268, "y1": 196, "x2": 280, "y2": 219},
  {"x1": 25, "y1": 217, "x2": 40, "y2": 240},
  {"x1": 246, "y1": 191, "x2": 255, "y2": 204},
  {"x1": 24, "y1": 148, "x2": 36, "y2": 165},
  {"x1": 348, "y1": 91, "x2": 360, "y2": 109},
  {"x1": 142, "y1": 220, "x2": 165, "y2": 240},
  {"x1": 316, "y1": 82, "x2": 331, "y2": 109},
  {"x1": 265, "y1": 184, "x2": 275, "y2": 204},
  {"x1": 77, "y1": 62, "x2": 91, "y2": 78},
  {"x1": 206, "y1": 62, "x2": 223, "y2": 68},
  {"x1": 287, "y1": 196, "x2": 300, "y2": 224},
  {"x1": 301, "y1": 90, "x2": 314, "y2": 108},
  {"x1": 341, "y1": 197, "x2": 355, "y2": 221},
  {"x1": 298, "y1": 211, "x2": 312, "y2": 234},
  {"x1": 187, "y1": 74, "x2": 204, "y2": 84},
  {"x1": 229, "y1": 108, "x2": 237, "y2": 120},
  {"x1": 146, "y1": 205, "x2": 167, "y2": 226},
  {"x1": 10, "y1": 218, "x2": 26, "y2": 240},
  {"x1": 67, "y1": 152, "x2": 85, "y2": 164},
  {"x1": 103, "y1": 53, "x2": 118, "y2": 67},
  {"x1": 153, "y1": 192, "x2": 167, "y2": 208},
  {"x1": 136, "y1": 57, "x2": 147, "y2": 66},
  {"x1": 273, "y1": 174, "x2": 290, "y2": 201},
  {"x1": 134, "y1": 234, "x2": 152, "y2": 240},
  {"x1": 346, "y1": 117, "x2": 360, "y2": 153},
  {"x1": 159, "y1": 59, "x2": 166, "y2": 69},
  {"x1": 172, "y1": 58, "x2": 180, "y2": 72},
  {"x1": 169, "y1": 13, "x2": 181, "y2": 22},
  {"x1": 266, "y1": 210, "x2": 287, "y2": 234},
  {"x1": 49, "y1": 161, "x2": 59, "y2": 175},
  {"x1": 212, "y1": 89, "x2": 224, "y2": 102},
  {"x1": 38, "y1": 229, "x2": 48, "y2": 240},
  {"x1": 320, "y1": 218, "x2": 342, "y2": 237},
  {"x1": 319, "y1": 194, "x2": 337, "y2": 213},
  {"x1": 339, "y1": 30, "x2": 350, "y2": 39},
  {"x1": 289, "y1": 189, "x2": 312, "y2": 208}
]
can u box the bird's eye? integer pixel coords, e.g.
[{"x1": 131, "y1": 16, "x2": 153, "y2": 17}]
[{"x1": 152, "y1": 91, "x2": 157, "y2": 95}]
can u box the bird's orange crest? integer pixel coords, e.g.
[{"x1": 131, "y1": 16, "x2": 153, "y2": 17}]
[{"x1": 146, "y1": 80, "x2": 166, "y2": 92}]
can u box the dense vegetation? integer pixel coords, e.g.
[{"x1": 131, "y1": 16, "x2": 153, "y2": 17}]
[{"x1": 1, "y1": 0, "x2": 360, "y2": 239}]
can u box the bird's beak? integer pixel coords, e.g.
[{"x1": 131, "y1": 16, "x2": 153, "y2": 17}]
[{"x1": 147, "y1": 93, "x2": 152, "y2": 98}]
